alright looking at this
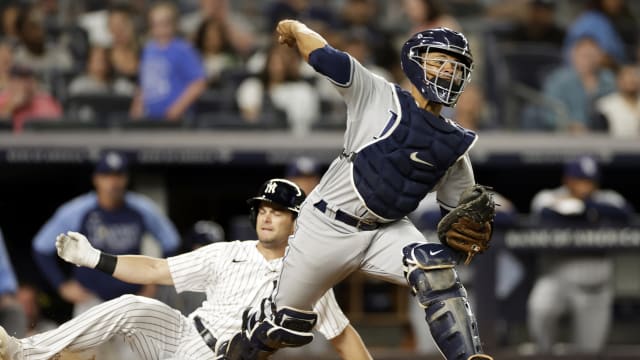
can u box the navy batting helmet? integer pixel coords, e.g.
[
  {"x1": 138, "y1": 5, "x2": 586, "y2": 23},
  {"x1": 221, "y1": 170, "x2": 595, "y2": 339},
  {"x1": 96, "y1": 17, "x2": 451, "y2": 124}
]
[
  {"x1": 248, "y1": 178, "x2": 306, "y2": 226},
  {"x1": 401, "y1": 27, "x2": 473, "y2": 106}
]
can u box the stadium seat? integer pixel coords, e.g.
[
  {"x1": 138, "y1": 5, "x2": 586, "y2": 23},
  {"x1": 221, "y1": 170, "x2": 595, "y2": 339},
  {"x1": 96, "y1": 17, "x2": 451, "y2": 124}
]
[
  {"x1": 65, "y1": 94, "x2": 133, "y2": 125},
  {"x1": 117, "y1": 118, "x2": 188, "y2": 130},
  {"x1": 0, "y1": 118, "x2": 12, "y2": 132},
  {"x1": 195, "y1": 109, "x2": 288, "y2": 131},
  {"x1": 48, "y1": 70, "x2": 81, "y2": 103},
  {"x1": 311, "y1": 118, "x2": 345, "y2": 131},
  {"x1": 217, "y1": 68, "x2": 251, "y2": 87},
  {"x1": 21, "y1": 118, "x2": 101, "y2": 131},
  {"x1": 194, "y1": 89, "x2": 237, "y2": 114},
  {"x1": 195, "y1": 112, "x2": 261, "y2": 130}
]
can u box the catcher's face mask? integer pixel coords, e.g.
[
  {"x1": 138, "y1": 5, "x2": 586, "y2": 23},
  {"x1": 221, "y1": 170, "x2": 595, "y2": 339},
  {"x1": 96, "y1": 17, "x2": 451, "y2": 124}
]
[{"x1": 412, "y1": 49, "x2": 472, "y2": 106}]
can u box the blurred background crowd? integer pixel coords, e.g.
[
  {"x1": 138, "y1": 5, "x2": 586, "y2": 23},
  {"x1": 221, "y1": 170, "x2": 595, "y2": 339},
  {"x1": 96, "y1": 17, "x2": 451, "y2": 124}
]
[
  {"x1": 1, "y1": 0, "x2": 640, "y2": 359},
  {"x1": 0, "y1": 0, "x2": 637, "y2": 135}
]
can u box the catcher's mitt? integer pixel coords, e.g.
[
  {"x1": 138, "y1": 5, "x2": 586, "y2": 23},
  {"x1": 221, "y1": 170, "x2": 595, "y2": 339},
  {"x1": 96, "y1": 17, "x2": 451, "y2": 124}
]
[{"x1": 437, "y1": 184, "x2": 496, "y2": 264}]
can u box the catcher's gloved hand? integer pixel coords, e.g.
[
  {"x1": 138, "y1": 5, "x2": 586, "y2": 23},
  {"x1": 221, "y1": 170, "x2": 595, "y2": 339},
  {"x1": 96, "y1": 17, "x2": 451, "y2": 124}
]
[
  {"x1": 56, "y1": 231, "x2": 101, "y2": 268},
  {"x1": 437, "y1": 184, "x2": 496, "y2": 265}
]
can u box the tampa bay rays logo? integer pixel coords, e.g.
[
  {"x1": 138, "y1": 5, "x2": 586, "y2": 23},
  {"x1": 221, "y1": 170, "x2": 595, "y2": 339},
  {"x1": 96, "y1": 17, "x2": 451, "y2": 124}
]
[{"x1": 265, "y1": 181, "x2": 278, "y2": 194}]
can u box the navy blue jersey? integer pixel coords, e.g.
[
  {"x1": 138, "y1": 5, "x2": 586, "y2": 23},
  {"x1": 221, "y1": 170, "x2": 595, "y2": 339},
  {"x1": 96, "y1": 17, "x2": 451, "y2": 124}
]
[{"x1": 33, "y1": 192, "x2": 179, "y2": 300}]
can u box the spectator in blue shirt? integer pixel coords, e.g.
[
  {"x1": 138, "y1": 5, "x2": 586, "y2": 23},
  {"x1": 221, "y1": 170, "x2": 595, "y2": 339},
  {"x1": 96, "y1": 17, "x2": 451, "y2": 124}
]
[
  {"x1": 542, "y1": 36, "x2": 616, "y2": 133},
  {"x1": 33, "y1": 151, "x2": 179, "y2": 315},
  {"x1": 0, "y1": 227, "x2": 27, "y2": 337},
  {"x1": 130, "y1": 1, "x2": 206, "y2": 121}
]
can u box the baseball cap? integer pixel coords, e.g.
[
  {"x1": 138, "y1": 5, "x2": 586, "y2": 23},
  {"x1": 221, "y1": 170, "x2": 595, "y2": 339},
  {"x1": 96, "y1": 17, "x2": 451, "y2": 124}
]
[
  {"x1": 186, "y1": 220, "x2": 225, "y2": 246},
  {"x1": 95, "y1": 151, "x2": 129, "y2": 174},
  {"x1": 563, "y1": 155, "x2": 600, "y2": 182},
  {"x1": 285, "y1": 157, "x2": 320, "y2": 178}
]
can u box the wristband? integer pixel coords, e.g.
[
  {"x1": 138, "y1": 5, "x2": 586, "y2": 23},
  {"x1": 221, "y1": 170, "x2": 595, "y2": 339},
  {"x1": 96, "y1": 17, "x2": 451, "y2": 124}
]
[{"x1": 95, "y1": 253, "x2": 118, "y2": 275}]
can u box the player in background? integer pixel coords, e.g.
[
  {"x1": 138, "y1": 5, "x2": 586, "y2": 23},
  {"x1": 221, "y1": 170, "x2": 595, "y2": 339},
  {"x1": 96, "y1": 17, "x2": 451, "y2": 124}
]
[
  {"x1": 32, "y1": 151, "x2": 179, "y2": 359},
  {"x1": 224, "y1": 20, "x2": 494, "y2": 360},
  {"x1": 0, "y1": 228, "x2": 26, "y2": 338},
  {"x1": 33, "y1": 151, "x2": 179, "y2": 313},
  {"x1": 527, "y1": 155, "x2": 634, "y2": 354},
  {"x1": 0, "y1": 179, "x2": 372, "y2": 360}
]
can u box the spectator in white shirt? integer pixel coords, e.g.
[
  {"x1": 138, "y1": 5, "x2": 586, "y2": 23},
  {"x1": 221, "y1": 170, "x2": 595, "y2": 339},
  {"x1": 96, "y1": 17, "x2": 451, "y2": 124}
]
[
  {"x1": 595, "y1": 63, "x2": 640, "y2": 137},
  {"x1": 236, "y1": 44, "x2": 320, "y2": 135}
]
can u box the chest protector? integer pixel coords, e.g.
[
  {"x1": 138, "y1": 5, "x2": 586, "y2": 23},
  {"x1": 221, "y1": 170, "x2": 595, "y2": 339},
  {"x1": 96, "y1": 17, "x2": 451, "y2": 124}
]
[{"x1": 351, "y1": 86, "x2": 476, "y2": 221}]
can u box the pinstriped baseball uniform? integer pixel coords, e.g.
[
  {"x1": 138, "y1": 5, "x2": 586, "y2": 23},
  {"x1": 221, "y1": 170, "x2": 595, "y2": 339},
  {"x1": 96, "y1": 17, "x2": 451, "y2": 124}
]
[
  {"x1": 168, "y1": 240, "x2": 348, "y2": 342},
  {"x1": 14, "y1": 241, "x2": 348, "y2": 360},
  {"x1": 271, "y1": 50, "x2": 476, "y2": 309}
]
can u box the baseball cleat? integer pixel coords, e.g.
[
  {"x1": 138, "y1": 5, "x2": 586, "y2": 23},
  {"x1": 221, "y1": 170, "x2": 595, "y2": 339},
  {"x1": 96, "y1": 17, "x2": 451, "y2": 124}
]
[{"x1": 0, "y1": 326, "x2": 21, "y2": 360}]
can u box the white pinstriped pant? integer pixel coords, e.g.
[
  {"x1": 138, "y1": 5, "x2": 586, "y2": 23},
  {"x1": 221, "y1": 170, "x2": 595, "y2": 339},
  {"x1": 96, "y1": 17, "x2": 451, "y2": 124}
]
[{"x1": 19, "y1": 295, "x2": 214, "y2": 360}]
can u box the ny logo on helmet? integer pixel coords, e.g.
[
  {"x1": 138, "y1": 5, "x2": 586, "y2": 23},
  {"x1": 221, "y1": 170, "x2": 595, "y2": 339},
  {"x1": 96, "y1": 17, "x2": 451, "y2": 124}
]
[{"x1": 265, "y1": 181, "x2": 278, "y2": 194}]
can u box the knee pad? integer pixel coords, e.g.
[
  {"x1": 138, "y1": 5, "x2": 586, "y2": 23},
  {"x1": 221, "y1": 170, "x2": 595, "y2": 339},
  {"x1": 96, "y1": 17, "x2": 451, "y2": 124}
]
[
  {"x1": 403, "y1": 242, "x2": 484, "y2": 358},
  {"x1": 403, "y1": 242, "x2": 466, "y2": 306}
]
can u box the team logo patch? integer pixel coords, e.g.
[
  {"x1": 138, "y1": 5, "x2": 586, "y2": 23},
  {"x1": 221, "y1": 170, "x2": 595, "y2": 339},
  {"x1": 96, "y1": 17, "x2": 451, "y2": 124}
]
[{"x1": 265, "y1": 181, "x2": 278, "y2": 194}]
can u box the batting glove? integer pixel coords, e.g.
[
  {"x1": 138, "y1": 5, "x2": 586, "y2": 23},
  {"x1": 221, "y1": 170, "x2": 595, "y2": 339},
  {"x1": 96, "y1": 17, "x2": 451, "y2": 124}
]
[{"x1": 56, "y1": 231, "x2": 101, "y2": 268}]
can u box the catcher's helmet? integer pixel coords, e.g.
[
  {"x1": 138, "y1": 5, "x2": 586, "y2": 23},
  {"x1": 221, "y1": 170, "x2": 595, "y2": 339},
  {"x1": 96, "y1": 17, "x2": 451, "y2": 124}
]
[
  {"x1": 248, "y1": 178, "x2": 306, "y2": 226},
  {"x1": 401, "y1": 27, "x2": 473, "y2": 106}
]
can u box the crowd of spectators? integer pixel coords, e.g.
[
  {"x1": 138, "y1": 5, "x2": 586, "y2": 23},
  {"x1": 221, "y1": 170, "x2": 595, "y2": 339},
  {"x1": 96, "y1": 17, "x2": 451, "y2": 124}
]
[{"x1": 0, "y1": 0, "x2": 637, "y2": 136}]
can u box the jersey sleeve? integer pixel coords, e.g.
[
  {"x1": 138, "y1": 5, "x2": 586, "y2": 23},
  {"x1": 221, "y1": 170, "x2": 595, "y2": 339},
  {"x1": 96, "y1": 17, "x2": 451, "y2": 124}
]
[
  {"x1": 308, "y1": 45, "x2": 389, "y2": 109},
  {"x1": 167, "y1": 243, "x2": 221, "y2": 293},
  {"x1": 436, "y1": 154, "x2": 476, "y2": 211},
  {"x1": 312, "y1": 288, "x2": 349, "y2": 340}
]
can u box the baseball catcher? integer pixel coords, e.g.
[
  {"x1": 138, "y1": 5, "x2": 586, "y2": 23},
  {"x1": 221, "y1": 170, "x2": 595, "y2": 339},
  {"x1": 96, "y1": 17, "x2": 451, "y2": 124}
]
[{"x1": 223, "y1": 19, "x2": 496, "y2": 360}]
